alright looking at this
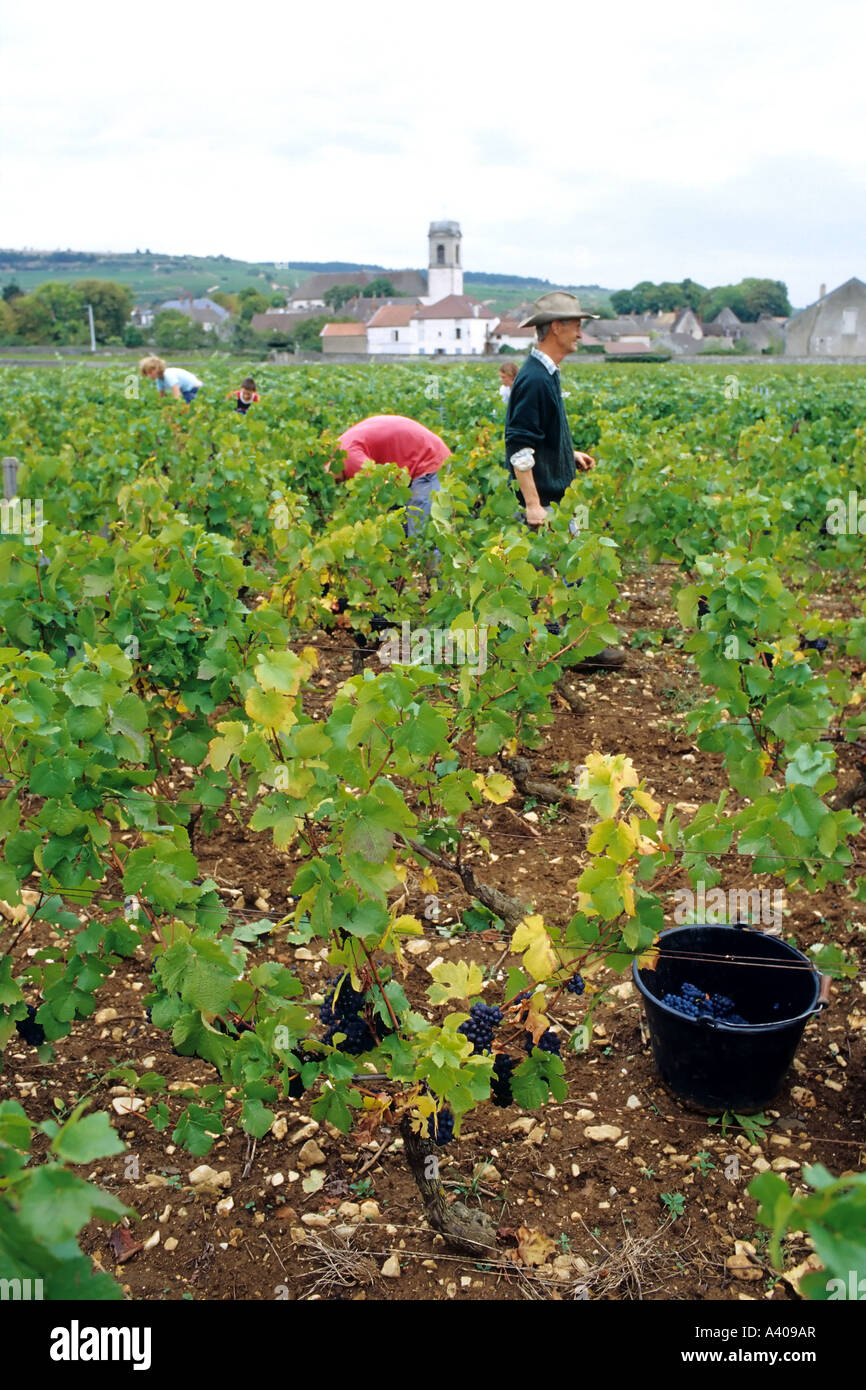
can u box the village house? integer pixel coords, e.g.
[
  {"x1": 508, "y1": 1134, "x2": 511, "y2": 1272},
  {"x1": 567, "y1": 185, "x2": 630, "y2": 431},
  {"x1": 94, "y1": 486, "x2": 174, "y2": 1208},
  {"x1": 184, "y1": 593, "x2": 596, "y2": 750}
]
[
  {"x1": 741, "y1": 314, "x2": 785, "y2": 353},
  {"x1": 320, "y1": 322, "x2": 368, "y2": 354},
  {"x1": 588, "y1": 316, "x2": 651, "y2": 348},
  {"x1": 366, "y1": 304, "x2": 418, "y2": 354},
  {"x1": 670, "y1": 307, "x2": 703, "y2": 340},
  {"x1": 130, "y1": 305, "x2": 155, "y2": 329},
  {"x1": 341, "y1": 295, "x2": 423, "y2": 324},
  {"x1": 250, "y1": 308, "x2": 326, "y2": 340},
  {"x1": 489, "y1": 316, "x2": 535, "y2": 352},
  {"x1": 159, "y1": 295, "x2": 230, "y2": 334},
  {"x1": 785, "y1": 278, "x2": 866, "y2": 356},
  {"x1": 413, "y1": 294, "x2": 497, "y2": 354},
  {"x1": 702, "y1": 306, "x2": 743, "y2": 340},
  {"x1": 363, "y1": 294, "x2": 498, "y2": 355}
]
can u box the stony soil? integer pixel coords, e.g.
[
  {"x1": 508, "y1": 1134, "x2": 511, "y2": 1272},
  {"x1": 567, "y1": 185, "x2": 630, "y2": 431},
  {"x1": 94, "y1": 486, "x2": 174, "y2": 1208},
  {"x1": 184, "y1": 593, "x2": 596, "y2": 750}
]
[{"x1": 5, "y1": 561, "x2": 864, "y2": 1302}]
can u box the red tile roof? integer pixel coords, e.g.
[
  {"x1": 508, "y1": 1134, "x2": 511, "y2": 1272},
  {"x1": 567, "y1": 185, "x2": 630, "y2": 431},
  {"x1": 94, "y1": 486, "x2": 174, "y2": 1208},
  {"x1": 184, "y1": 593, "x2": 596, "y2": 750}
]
[
  {"x1": 368, "y1": 305, "x2": 415, "y2": 328},
  {"x1": 493, "y1": 317, "x2": 535, "y2": 338},
  {"x1": 320, "y1": 322, "x2": 367, "y2": 337}
]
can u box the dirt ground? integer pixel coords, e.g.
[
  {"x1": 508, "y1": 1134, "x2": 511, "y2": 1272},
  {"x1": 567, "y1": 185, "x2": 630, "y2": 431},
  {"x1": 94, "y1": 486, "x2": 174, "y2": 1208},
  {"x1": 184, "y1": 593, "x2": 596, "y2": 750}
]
[{"x1": 5, "y1": 561, "x2": 864, "y2": 1302}]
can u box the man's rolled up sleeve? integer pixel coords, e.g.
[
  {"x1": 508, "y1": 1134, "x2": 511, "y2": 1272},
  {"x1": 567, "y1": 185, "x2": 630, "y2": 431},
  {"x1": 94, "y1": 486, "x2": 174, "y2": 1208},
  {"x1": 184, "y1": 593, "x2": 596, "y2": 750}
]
[
  {"x1": 510, "y1": 447, "x2": 536, "y2": 472},
  {"x1": 505, "y1": 375, "x2": 544, "y2": 464}
]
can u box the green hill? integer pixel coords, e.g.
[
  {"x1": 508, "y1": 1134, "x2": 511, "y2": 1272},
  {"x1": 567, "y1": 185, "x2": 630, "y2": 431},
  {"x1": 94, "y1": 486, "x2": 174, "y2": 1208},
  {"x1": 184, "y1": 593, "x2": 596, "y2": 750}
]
[
  {"x1": 0, "y1": 250, "x2": 614, "y2": 314},
  {"x1": 0, "y1": 251, "x2": 303, "y2": 301}
]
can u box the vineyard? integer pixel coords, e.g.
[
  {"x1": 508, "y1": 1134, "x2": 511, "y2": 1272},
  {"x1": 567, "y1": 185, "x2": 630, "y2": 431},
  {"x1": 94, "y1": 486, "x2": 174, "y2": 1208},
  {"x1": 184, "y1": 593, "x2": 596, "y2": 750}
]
[{"x1": 1, "y1": 359, "x2": 864, "y2": 1305}]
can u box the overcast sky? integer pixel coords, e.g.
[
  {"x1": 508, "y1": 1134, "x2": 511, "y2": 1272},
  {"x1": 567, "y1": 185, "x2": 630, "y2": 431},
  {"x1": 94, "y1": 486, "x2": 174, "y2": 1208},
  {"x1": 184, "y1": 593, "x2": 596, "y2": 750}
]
[{"x1": 3, "y1": 0, "x2": 864, "y2": 305}]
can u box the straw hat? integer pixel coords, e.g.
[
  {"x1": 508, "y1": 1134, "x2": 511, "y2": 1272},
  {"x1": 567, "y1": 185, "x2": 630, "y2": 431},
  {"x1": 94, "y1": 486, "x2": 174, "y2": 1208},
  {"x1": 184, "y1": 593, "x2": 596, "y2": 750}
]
[{"x1": 519, "y1": 291, "x2": 600, "y2": 328}]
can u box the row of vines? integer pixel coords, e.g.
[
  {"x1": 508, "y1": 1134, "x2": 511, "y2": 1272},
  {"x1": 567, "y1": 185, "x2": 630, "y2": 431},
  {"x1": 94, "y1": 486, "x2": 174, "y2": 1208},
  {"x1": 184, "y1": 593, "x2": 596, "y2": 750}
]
[{"x1": 1, "y1": 360, "x2": 864, "y2": 1299}]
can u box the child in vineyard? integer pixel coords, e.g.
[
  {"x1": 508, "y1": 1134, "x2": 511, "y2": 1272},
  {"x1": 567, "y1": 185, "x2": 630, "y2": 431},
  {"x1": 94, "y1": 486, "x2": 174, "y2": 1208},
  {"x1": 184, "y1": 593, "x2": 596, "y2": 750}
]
[
  {"x1": 498, "y1": 358, "x2": 518, "y2": 406},
  {"x1": 229, "y1": 376, "x2": 259, "y2": 414},
  {"x1": 138, "y1": 356, "x2": 203, "y2": 403}
]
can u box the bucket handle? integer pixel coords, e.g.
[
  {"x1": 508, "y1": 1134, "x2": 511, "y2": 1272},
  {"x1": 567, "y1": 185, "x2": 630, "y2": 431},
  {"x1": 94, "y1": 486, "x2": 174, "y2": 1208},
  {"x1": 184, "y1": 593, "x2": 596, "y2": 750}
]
[
  {"x1": 698, "y1": 972, "x2": 831, "y2": 1030},
  {"x1": 815, "y1": 973, "x2": 832, "y2": 1012}
]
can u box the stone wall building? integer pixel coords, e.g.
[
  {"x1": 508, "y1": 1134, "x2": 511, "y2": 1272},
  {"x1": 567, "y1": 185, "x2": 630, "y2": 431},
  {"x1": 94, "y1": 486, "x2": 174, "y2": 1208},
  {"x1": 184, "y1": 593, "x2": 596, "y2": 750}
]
[{"x1": 785, "y1": 278, "x2": 866, "y2": 356}]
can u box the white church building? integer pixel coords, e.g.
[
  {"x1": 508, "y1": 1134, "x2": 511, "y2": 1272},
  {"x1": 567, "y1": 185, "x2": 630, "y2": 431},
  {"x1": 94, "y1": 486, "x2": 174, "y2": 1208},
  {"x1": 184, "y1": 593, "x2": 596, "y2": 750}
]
[{"x1": 324, "y1": 221, "x2": 500, "y2": 355}]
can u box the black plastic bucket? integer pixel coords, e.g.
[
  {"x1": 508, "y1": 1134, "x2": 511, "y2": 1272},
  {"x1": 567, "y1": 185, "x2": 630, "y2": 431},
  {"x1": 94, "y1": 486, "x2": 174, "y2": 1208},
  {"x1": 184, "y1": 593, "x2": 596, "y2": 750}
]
[{"x1": 633, "y1": 923, "x2": 828, "y2": 1113}]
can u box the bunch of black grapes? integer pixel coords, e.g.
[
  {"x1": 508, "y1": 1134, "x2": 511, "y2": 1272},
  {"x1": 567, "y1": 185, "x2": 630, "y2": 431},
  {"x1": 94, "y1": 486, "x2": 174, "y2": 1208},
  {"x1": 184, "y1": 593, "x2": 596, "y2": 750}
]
[
  {"x1": 523, "y1": 1028, "x2": 562, "y2": 1056},
  {"x1": 457, "y1": 1001, "x2": 503, "y2": 1054},
  {"x1": 427, "y1": 1108, "x2": 455, "y2": 1145},
  {"x1": 320, "y1": 978, "x2": 386, "y2": 1055},
  {"x1": 662, "y1": 981, "x2": 747, "y2": 1025},
  {"x1": 490, "y1": 1054, "x2": 516, "y2": 1108},
  {"x1": 566, "y1": 972, "x2": 585, "y2": 995},
  {"x1": 287, "y1": 1049, "x2": 319, "y2": 1099},
  {"x1": 324, "y1": 595, "x2": 392, "y2": 650},
  {"x1": 15, "y1": 1005, "x2": 45, "y2": 1047}
]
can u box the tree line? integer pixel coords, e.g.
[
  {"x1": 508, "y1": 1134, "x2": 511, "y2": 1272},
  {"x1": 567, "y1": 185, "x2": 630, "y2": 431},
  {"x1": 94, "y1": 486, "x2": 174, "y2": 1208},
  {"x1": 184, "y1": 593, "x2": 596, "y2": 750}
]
[
  {"x1": 0, "y1": 279, "x2": 354, "y2": 354},
  {"x1": 609, "y1": 277, "x2": 792, "y2": 321},
  {"x1": 0, "y1": 280, "x2": 134, "y2": 345}
]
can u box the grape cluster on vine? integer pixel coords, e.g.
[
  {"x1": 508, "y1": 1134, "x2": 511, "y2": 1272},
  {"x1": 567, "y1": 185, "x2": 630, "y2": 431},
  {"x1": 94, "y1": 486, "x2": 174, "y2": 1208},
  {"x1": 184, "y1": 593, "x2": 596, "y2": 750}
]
[
  {"x1": 287, "y1": 1049, "x2": 318, "y2": 1098},
  {"x1": 458, "y1": 1001, "x2": 503, "y2": 1054},
  {"x1": 565, "y1": 972, "x2": 585, "y2": 995},
  {"x1": 524, "y1": 1028, "x2": 561, "y2": 1056},
  {"x1": 320, "y1": 977, "x2": 385, "y2": 1054},
  {"x1": 427, "y1": 1108, "x2": 455, "y2": 1145},
  {"x1": 14, "y1": 1005, "x2": 45, "y2": 1048},
  {"x1": 490, "y1": 1053, "x2": 516, "y2": 1108}
]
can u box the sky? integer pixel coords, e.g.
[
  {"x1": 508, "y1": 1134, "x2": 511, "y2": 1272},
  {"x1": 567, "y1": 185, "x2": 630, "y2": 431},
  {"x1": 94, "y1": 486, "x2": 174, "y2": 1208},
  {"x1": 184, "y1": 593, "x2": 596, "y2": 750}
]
[{"x1": 2, "y1": 0, "x2": 865, "y2": 305}]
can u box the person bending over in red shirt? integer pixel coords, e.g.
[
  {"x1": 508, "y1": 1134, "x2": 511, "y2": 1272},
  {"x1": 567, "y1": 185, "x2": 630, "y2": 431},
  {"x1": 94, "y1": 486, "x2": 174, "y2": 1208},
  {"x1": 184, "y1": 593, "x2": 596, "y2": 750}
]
[{"x1": 327, "y1": 414, "x2": 450, "y2": 535}]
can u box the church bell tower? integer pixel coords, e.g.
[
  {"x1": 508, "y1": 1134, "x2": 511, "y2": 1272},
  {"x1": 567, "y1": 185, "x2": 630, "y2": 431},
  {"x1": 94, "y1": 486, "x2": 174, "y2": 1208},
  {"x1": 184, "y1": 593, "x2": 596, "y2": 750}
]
[{"x1": 427, "y1": 220, "x2": 463, "y2": 302}]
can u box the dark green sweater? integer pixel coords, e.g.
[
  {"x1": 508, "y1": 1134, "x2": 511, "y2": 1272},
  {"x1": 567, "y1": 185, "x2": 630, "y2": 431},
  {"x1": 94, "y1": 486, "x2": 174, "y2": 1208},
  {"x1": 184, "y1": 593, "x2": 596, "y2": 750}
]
[{"x1": 503, "y1": 353, "x2": 575, "y2": 505}]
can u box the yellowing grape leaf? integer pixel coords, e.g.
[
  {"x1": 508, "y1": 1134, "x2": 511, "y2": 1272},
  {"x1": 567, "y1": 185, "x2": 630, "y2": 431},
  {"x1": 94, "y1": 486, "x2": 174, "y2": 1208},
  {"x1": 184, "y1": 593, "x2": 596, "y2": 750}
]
[
  {"x1": 245, "y1": 687, "x2": 297, "y2": 733},
  {"x1": 523, "y1": 998, "x2": 551, "y2": 1046},
  {"x1": 427, "y1": 959, "x2": 484, "y2": 1005},
  {"x1": 254, "y1": 647, "x2": 316, "y2": 694},
  {"x1": 631, "y1": 787, "x2": 662, "y2": 820},
  {"x1": 578, "y1": 753, "x2": 640, "y2": 818},
  {"x1": 473, "y1": 772, "x2": 515, "y2": 804},
  {"x1": 208, "y1": 721, "x2": 247, "y2": 770},
  {"x1": 511, "y1": 914, "x2": 558, "y2": 981},
  {"x1": 607, "y1": 821, "x2": 637, "y2": 864},
  {"x1": 391, "y1": 913, "x2": 423, "y2": 937},
  {"x1": 619, "y1": 867, "x2": 635, "y2": 917},
  {"x1": 419, "y1": 870, "x2": 438, "y2": 894}
]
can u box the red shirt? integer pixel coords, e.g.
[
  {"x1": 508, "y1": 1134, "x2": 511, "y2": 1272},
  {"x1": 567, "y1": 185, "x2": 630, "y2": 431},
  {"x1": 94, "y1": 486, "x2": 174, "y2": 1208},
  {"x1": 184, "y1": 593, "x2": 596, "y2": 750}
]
[{"x1": 337, "y1": 415, "x2": 451, "y2": 481}]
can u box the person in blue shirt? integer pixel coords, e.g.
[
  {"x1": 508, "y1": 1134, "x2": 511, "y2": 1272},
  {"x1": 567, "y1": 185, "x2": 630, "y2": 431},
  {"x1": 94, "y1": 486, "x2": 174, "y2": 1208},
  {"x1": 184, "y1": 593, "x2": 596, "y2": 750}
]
[{"x1": 139, "y1": 356, "x2": 203, "y2": 403}]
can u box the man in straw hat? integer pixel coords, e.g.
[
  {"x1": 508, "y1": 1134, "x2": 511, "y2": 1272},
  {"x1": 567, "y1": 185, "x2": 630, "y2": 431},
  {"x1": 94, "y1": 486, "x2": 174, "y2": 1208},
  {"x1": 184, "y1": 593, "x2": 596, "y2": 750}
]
[
  {"x1": 504, "y1": 291, "x2": 598, "y2": 523},
  {"x1": 504, "y1": 291, "x2": 626, "y2": 670}
]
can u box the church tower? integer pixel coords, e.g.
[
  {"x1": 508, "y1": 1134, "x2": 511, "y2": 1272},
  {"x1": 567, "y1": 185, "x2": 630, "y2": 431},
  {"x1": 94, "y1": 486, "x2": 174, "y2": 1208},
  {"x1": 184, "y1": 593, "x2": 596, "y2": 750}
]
[{"x1": 427, "y1": 220, "x2": 463, "y2": 302}]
